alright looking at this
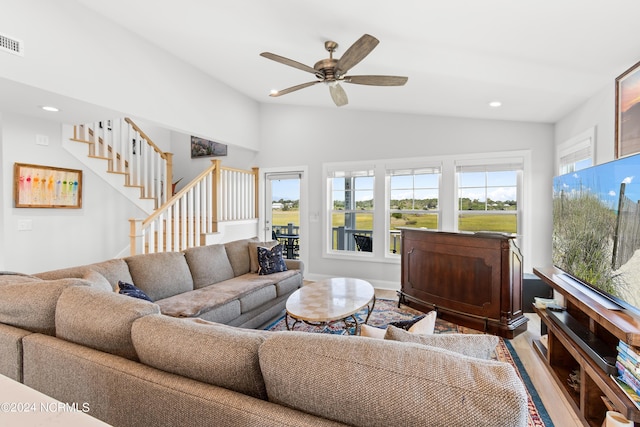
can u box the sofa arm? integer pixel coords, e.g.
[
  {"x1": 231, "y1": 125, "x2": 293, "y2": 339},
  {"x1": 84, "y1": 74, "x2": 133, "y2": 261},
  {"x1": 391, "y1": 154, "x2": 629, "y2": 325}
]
[{"x1": 284, "y1": 259, "x2": 304, "y2": 276}]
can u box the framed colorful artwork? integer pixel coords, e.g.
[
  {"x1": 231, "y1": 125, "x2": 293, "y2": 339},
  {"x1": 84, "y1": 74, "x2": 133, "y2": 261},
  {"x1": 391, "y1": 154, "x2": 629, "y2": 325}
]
[
  {"x1": 615, "y1": 59, "x2": 640, "y2": 158},
  {"x1": 14, "y1": 163, "x2": 83, "y2": 208}
]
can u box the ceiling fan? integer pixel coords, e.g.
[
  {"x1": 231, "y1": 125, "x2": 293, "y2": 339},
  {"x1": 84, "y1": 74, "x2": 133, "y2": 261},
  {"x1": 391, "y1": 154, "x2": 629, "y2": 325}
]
[{"x1": 260, "y1": 34, "x2": 408, "y2": 107}]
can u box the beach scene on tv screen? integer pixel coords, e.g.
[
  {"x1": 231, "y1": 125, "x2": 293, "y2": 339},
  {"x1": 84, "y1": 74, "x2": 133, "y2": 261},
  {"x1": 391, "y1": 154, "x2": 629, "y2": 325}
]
[{"x1": 553, "y1": 154, "x2": 640, "y2": 308}]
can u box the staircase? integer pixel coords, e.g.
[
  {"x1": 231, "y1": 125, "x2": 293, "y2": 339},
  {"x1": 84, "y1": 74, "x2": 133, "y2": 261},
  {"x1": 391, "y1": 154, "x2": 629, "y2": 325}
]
[
  {"x1": 65, "y1": 118, "x2": 258, "y2": 256},
  {"x1": 64, "y1": 118, "x2": 172, "y2": 215}
]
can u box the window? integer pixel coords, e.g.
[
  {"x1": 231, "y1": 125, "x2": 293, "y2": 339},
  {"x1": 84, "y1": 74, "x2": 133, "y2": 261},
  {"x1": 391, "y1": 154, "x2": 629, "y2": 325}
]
[
  {"x1": 323, "y1": 151, "x2": 529, "y2": 266},
  {"x1": 558, "y1": 128, "x2": 594, "y2": 174},
  {"x1": 388, "y1": 166, "x2": 440, "y2": 254},
  {"x1": 329, "y1": 169, "x2": 374, "y2": 252},
  {"x1": 456, "y1": 162, "x2": 522, "y2": 235}
]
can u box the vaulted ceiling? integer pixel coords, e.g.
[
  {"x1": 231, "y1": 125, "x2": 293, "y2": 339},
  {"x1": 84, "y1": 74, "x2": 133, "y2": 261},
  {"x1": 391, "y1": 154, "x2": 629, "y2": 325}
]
[{"x1": 72, "y1": 0, "x2": 640, "y2": 123}]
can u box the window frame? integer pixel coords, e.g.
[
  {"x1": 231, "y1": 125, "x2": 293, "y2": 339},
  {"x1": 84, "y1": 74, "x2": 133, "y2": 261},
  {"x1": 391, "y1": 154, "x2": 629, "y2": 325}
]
[
  {"x1": 322, "y1": 150, "x2": 531, "y2": 268},
  {"x1": 454, "y1": 160, "x2": 523, "y2": 249},
  {"x1": 557, "y1": 127, "x2": 594, "y2": 175},
  {"x1": 327, "y1": 166, "x2": 375, "y2": 255},
  {"x1": 386, "y1": 164, "x2": 442, "y2": 256}
]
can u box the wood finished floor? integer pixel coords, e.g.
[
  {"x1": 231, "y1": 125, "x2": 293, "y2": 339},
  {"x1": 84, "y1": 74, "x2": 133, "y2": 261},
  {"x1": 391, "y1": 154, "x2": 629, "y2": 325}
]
[{"x1": 374, "y1": 289, "x2": 583, "y2": 427}]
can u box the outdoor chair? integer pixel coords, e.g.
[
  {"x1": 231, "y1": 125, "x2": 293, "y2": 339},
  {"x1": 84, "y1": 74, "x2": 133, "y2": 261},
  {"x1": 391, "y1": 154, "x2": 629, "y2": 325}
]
[{"x1": 353, "y1": 234, "x2": 373, "y2": 252}]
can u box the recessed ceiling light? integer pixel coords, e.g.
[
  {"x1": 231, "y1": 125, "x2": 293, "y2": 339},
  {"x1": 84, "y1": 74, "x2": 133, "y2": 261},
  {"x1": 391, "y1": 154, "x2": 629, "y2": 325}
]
[
  {"x1": 269, "y1": 89, "x2": 278, "y2": 95},
  {"x1": 40, "y1": 105, "x2": 60, "y2": 112},
  {"x1": 489, "y1": 101, "x2": 502, "y2": 108}
]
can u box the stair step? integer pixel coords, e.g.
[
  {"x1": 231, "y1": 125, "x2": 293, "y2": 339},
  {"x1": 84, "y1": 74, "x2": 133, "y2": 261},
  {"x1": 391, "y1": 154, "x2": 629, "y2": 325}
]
[
  {"x1": 88, "y1": 155, "x2": 110, "y2": 161},
  {"x1": 70, "y1": 138, "x2": 94, "y2": 145}
]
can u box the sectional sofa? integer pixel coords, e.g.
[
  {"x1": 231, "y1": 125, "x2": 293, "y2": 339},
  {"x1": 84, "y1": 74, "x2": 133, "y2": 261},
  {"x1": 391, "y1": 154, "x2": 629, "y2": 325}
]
[
  {"x1": 0, "y1": 237, "x2": 530, "y2": 427},
  {"x1": 33, "y1": 237, "x2": 303, "y2": 329}
]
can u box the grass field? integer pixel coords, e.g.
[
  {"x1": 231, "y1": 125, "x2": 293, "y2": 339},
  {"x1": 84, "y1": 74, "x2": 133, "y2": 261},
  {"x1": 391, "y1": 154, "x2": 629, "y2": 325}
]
[{"x1": 273, "y1": 210, "x2": 516, "y2": 233}]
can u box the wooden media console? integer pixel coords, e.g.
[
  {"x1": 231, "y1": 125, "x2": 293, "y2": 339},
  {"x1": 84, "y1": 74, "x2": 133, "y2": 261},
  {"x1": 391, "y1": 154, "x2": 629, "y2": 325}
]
[
  {"x1": 534, "y1": 266, "x2": 640, "y2": 426},
  {"x1": 398, "y1": 228, "x2": 528, "y2": 339}
]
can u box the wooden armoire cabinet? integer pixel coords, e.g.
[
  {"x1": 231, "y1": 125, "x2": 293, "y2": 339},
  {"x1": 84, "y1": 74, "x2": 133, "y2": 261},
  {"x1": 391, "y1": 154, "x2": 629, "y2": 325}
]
[{"x1": 399, "y1": 228, "x2": 528, "y2": 338}]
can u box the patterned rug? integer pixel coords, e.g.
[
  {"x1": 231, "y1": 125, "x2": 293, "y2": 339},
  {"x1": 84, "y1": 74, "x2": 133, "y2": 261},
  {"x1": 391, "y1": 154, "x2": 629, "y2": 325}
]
[{"x1": 265, "y1": 298, "x2": 554, "y2": 427}]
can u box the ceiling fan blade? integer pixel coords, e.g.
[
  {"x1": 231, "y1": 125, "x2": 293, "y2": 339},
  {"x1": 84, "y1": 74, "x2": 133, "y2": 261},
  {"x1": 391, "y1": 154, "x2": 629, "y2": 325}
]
[
  {"x1": 328, "y1": 83, "x2": 348, "y2": 107},
  {"x1": 345, "y1": 75, "x2": 408, "y2": 86},
  {"x1": 269, "y1": 81, "x2": 320, "y2": 97},
  {"x1": 335, "y1": 34, "x2": 379, "y2": 76},
  {"x1": 260, "y1": 52, "x2": 321, "y2": 76}
]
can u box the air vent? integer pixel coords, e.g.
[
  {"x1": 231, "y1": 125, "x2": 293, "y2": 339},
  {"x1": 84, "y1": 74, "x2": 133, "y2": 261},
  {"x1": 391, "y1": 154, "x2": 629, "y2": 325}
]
[{"x1": 0, "y1": 33, "x2": 23, "y2": 56}]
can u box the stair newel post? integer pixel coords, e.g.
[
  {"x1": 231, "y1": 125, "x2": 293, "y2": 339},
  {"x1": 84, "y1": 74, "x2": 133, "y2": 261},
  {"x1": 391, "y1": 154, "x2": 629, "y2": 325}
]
[
  {"x1": 165, "y1": 152, "x2": 173, "y2": 202},
  {"x1": 125, "y1": 120, "x2": 133, "y2": 185},
  {"x1": 129, "y1": 218, "x2": 144, "y2": 256},
  {"x1": 109, "y1": 119, "x2": 118, "y2": 172},
  {"x1": 134, "y1": 129, "x2": 141, "y2": 189},
  {"x1": 118, "y1": 119, "x2": 128, "y2": 172},
  {"x1": 212, "y1": 159, "x2": 221, "y2": 233},
  {"x1": 142, "y1": 138, "x2": 150, "y2": 199},
  {"x1": 252, "y1": 167, "x2": 259, "y2": 219},
  {"x1": 91, "y1": 122, "x2": 99, "y2": 156}
]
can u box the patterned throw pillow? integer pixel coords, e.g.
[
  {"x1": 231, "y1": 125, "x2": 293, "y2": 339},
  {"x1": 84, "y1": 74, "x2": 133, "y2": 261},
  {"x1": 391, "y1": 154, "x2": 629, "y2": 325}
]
[
  {"x1": 257, "y1": 244, "x2": 288, "y2": 275},
  {"x1": 117, "y1": 280, "x2": 153, "y2": 302},
  {"x1": 388, "y1": 314, "x2": 426, "y2": 330}
]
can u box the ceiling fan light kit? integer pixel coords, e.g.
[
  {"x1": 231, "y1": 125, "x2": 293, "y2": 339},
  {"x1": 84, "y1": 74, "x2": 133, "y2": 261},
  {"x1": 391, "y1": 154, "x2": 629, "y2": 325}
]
[{"x1": 261, "y1": 34, "x2": 408, "y2": 107}]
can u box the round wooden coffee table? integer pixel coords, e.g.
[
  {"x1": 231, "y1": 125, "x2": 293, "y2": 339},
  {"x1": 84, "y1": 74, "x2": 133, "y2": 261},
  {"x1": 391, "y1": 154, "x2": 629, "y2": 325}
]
[{"x1": 285, "y1": 277, "x2": 376, "y2": 335}]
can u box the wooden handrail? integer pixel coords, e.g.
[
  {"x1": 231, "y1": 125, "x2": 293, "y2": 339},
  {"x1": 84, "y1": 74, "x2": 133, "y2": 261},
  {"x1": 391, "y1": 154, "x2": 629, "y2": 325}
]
[
  {"x1": 142, "y1": 159, "x2": 219, "y2": 226},
  {"x1": 130, "y1": 159, "x2": 259, "y2": 255},
  {"x1": 72, "y1": 118, "x2": 173, "y2": 212},
  {"x1": 124, "y1": 117, "x2": 169, "y2": 159},
  {"x1": 124, "y1": 117, "x2": 173, "y2": 207}
]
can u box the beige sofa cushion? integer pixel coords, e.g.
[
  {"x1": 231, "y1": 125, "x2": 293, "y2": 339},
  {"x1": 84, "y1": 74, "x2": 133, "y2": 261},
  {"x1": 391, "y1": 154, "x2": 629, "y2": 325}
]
[
  {"x1": 34, "y1": 259, "x2": 133, "y2": 290},
  {"x1": 81, "y1": 270, "x2": 113, "y2": 292},
  {"x1": 55, "y1": 286, "x2": 160, "y2": 360},
  {"x1": 383, "y1": 326, "x2": 499, "y2": 359},
  {"x1": 224, "y1": 237, "x2": 257, "y2": 277},
  {"x1": 183, "y1": 244, "x2": 235, "y2": 289},
  {"x1": 0, "y1": 274, "x2": 89, "y2": 335},
  {"x1": 259, "y1": 332, "x2": 528, "y2": 427},
  {"x1": 125, "y1": 252, "x2": 194, "y2": 301},
  {"x1": 132, "y1": 315, "x2": 269, "y2": 399},
  {"x1": 0, "y1": 323, "x2": 33, "y2": 382}
]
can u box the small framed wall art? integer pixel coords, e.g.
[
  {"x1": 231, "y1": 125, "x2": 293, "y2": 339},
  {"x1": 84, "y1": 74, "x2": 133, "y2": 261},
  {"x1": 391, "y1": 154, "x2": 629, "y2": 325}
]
[
  {"x1": 14, "y1": 163, "x2": 83, "y2": 208},
  {"x1": 615, "y1": 59, "x2": 640, "y2": 158},
  {"x1": 190, "y1": 136, "x2": 228, "y2": 158}
]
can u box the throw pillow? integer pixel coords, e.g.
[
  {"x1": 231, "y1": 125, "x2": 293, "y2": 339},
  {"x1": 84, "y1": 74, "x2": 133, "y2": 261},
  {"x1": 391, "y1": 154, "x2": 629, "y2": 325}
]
[
  {"x1": 384, "y1": 326, "x2": 500, "y2": 359},
  {"x1": 257, "y1": 244, "x2": 288, "y2": 275},
  {"x1": 408, "y1": 310, "x2": 437, "y2": 334},
  {"x1": 360, "y1": 324, "x2": 387, "y2": 339},
  {"x1": 388, "y1": 314, "x2": 426, "y2": 330},
  {"x1": 249, "y1": 240, "x2": 279, "y2": 273},
  {"x1": 117, "y1": 280, "x2": 153, "y2": 302},
  {"x1": 361, "y1": 311, "x2": 437, "y2": 339}
]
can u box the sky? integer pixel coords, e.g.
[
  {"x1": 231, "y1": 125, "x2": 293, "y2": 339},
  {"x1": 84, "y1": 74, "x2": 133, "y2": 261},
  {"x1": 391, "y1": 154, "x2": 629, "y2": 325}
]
[
  {"x1": 554, "y1": 153, "x2": 640, "y2": 209},
  {"x1": 271, "y1": 179, "x2": 300, "y2": 201}
]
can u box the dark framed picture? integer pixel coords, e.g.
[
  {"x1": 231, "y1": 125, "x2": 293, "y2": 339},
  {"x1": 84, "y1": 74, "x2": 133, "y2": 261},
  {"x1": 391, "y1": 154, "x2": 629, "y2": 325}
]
[
  {"x1": 615, "y1": 59, "x2": 640, "y2": 158},
  {"x1": 190, "y1": 136, "x2": 228, "y2": 158},
  {"x1": 14, "y1": 163, "x2": 83, "y2": 208}
]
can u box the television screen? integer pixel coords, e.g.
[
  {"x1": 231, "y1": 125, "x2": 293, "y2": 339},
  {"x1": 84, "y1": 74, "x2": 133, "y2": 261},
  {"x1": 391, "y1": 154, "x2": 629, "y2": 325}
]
[{"x1": 553, "y1": 153, "x2": 640, "y2": 311}]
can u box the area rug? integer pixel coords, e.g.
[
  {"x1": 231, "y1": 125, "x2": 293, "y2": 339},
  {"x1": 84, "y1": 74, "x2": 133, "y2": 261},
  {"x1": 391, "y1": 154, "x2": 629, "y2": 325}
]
[{"x1": 265, "y1": 298, "x2": 554, "y2": 427}]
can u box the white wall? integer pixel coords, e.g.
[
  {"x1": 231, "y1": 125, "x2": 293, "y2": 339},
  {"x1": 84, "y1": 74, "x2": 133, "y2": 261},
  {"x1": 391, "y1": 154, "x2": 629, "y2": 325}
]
[
  {"x1": 1, "y1": 113, "x2": 146, "y2": 273},
  {"x1": 170, "y1": 132, "x2": 257, "y2": 193},
  {"x1": 257, "y1": 104, "x2": 554, "y2": 287},
  {"x1": 554, "y1": 83, "x2": 615, "y2": 164},
  {"x1": 0, "y1": 0, "x2": 260, "y2": 152}
]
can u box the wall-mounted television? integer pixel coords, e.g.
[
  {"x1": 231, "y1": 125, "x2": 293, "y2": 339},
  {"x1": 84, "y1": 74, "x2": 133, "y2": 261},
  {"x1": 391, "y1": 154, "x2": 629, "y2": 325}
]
[{"x1": 553, "y1": 153, "x2": 640, "y2": 313}]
